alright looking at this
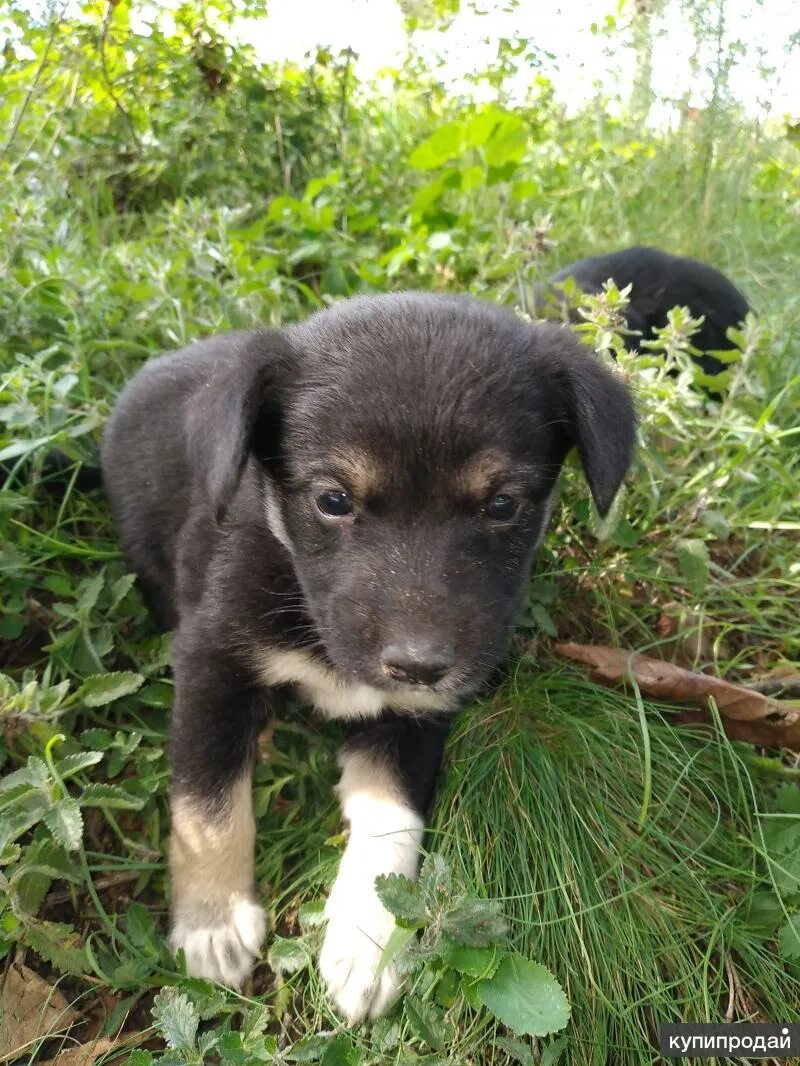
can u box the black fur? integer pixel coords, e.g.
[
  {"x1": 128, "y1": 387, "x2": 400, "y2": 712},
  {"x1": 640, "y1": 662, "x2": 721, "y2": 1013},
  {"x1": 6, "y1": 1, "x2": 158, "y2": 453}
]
[
  {"x1": 102, "y1": 292, "x2": 636, "y2": 971},
  {"x1": 539, "y1": 245, "x2": 750, "y2": 377}
]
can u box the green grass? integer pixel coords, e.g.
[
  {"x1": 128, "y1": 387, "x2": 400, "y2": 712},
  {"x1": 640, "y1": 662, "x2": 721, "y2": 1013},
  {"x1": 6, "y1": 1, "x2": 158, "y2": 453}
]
[
  {"x1": 435, "y1": 679, "x2": 800, "y2": 1063},
  {"x1": 2, "y1": 9, "x2": 800, "y2": 1063}
]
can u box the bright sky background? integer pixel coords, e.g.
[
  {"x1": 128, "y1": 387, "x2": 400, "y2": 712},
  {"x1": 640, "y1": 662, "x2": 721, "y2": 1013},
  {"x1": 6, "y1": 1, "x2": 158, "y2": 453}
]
[{"x1": 230, "y1": 0, "x2": 799, "y2": 123}]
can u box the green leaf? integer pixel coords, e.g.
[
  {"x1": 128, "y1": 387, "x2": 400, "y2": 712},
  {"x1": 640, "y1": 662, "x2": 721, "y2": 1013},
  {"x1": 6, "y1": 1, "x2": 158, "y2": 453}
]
[
  {"x1": 777, "y1": 783, "x2": 800, "y2": 815},
  {"x1": 76, "y1": 571, "x2": 106, "y2": 616},
  {"x1": 405, "y1": 994, "x2": 450, "y2": 1050},
  {"x1": 393, "y1": 937, "x2": 437, "y2": 977},
  {"x1": 126, "y1": 901, "x2": 158, "y2": 952},
  {"x1": 440, "y1": 939, "x2": 503, "y2": 978},
  {"x1": 80, "y1": 782, "x2": 145, "y2": 810},
  {"x1": 20, "y1": 837, "x2": 80, "y2": 878},
  {"x1": 701, "y1": 509, "x2": 731, "y2": 541},
  {"x1": 137, "y1": 682, "x2": 173, "y2": 709},
  {"x1": 464, "y1": 108, "x2": 502, "y2": 147},
  {"x1": 771, "y1": 849, "x2": 800, "y2": 897},
  {"x1": 409, "y1": 122, "x2": 464, "y2": 169},
  {"x1": 612, "y1": 518, "x2": 639, "y2": 548},
  {"x1": 676, "y1": 538, "x2": 710, "y2": 597},
  {"x1": 128, "y1": 1052, "x2": 154, "y2": 1066},
  {"x1": 375, "y1": 872, "x2": 427, "y2": 924},
  {"x1": 321, "y1": 1035, "x2": 361, "y2": 1066},
  {"x1": 77, "y1": 671, "x2": 145, "y2": 707},
  {"x1": 540, "y1": 1034, "x2": 570, "y2": 1066},
  {"x1": 218, "y1": 1030, "x2": 277, "y2": 1065},
  {"x1": 286, "y1": 1034, "x2": 334, "y2": 1061},
  {"x1": 12, "y1": 839, "x2": 80, "y2": 914},
  {"x1": 1, "y1": 756, "x2": 49, "y2": 791},
  {"x1": 80, "y1": 728, "x2": 114, "y2": 750},
  {"x1": 152, "y1": 988, "x2": 200, "y2": 1050},
  {"x1": 0, "y1": 791, "x2": 51, "y2": 845},
  {"x1": 0, "y1": 843, "x2": 21, "y2": 867},
  {"x1": 0, "y1": 433, "x2": 60, "y2": 462},
  {"x1": 441, "y1": 896, "x2": 508, "y2": 946},
  {"x1": 268, "y1": 935, "x2": 310, "y2": 975},
  {"x1": 240, "y1": 1004, "x2": 271, "y2": 1042},
  {"x1": 461, "y1": 973, "x2": 482, "y2": 1010},
  {"x1": 779, "y1": 915, "x2": 800, "y2": 960},
  {"x1": 378, "y1": 923, "x2": 417, "y2": 974},
  {"x1": 527, "y1": 601, "x2": 558, "y2": 638},
  {"x1": 477, "y1": 953, "x2": 570, "y2": 1037},
  {"x1": 744, "y1": 892, "x2": 785, "y2": 936},
  {"x1": 761, "y1": 813, "x2": 800, "y2": 858},
  {"x1": 298, "y1": 900, "x2": 326, "y2": 929},
  {"x1": 494, "y1": 1035, "x2": 534, "y2": 1066},
  {"x1": 419, "y1": 850, "x2": 455, "y2": 913},
  {"x1": 43, "y1": 797, "x2": 83, "y2": 850},
  {"x1": 484, "y1": 114, "x2": 528, "y2": 167},
  {"x1": 109, "y1": 572, "x2": 137, "y2": 608},
  {"x1": 511, "y1": 179, "x2": 540, "y2": 200},
  {"x1": 56, "y1": 750, "x2": 104, "y2": 779},
  {"x1": 434, "y1": 966, "x2": 460, "y2": 1008},
  {"x1": 24, "y1": 919, "x2": 89, "y2": 975},
  {"x1": 370, "y1": 1015, "x2": 401, "y2": 1053}
]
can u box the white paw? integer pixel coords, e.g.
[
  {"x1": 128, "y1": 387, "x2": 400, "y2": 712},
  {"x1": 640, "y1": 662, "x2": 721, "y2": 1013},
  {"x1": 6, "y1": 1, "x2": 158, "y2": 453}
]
[
  {"x1": 170, "y1": 894, "x2": 266, "y2": 988},
  {"x1": 319, "y1": 876, "x2": 404, "y2": 1024}
]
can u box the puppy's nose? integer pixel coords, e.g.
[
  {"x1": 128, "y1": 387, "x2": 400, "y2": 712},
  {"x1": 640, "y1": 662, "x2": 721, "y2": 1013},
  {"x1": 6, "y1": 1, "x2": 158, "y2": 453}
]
[{"x1": 380, "y1": 641, "x2": 454, "y2": 686}]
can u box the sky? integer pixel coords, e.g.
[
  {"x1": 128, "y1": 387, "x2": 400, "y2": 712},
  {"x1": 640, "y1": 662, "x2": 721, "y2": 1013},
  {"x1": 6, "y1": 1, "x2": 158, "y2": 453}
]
[
  {"x1": 17, "y1": 0, "x2": 797, "y2": 122},
  {"x1": 229, "y1": 0, "x2": 799, "y2": 123}
]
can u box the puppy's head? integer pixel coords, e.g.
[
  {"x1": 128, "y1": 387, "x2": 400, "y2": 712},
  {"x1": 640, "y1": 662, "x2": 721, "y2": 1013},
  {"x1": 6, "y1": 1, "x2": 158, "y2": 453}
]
[{"x1": 200, "y1": 294, "x2": 636, "y2": 705}]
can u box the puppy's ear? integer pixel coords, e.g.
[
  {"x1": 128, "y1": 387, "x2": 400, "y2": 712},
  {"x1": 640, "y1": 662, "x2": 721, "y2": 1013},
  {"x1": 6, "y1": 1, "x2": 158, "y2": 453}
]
[
  {"x1": 186, "y1": 330, "x2": 294, "y2": 522},
  {"x1": 540, "y1": 325, "x2": 637, "y2": 516}
]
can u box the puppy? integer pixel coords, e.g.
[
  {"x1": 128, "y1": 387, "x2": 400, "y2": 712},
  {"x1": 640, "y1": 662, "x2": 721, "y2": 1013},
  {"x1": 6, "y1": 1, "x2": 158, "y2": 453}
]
[
  {"x1": 101, "y1": 292, "x2": 636, "y2": 1023},
  {"x1": 537, "y1": 245, "x2": 750, "y2": 377}
]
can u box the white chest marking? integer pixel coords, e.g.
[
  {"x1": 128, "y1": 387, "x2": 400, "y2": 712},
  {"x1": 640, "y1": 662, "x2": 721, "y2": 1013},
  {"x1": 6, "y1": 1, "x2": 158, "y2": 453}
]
[{"x1": 254, "y1": 646, "x2": 451, "y2": 720}]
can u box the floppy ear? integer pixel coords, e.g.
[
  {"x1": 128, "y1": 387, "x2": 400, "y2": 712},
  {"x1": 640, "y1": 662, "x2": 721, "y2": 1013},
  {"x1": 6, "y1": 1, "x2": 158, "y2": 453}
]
[
  {"x1": 538, "y1": 325, "x2": 637, "y2": 516},
  {"x1": 185, "y1": 330, "x2": 295, "y2": 522}
]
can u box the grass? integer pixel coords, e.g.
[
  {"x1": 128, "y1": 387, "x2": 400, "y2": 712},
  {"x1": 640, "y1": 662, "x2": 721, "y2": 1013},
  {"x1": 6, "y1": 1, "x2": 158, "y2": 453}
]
[
  {"x1": 436, "y1": 679, "x2": 800, "y2": 1063},
  {"x1": 2, "y1": 14, "x2": 800, "y2": 1063}
]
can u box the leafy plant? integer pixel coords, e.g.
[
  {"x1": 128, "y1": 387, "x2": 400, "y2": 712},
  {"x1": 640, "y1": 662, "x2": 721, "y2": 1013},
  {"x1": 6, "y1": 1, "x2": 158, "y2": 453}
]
[
  {"x1": 0, "y1": 731, "x2": 148, "y2": 975},
  {"x1": 375, "y1": 853, "x2": 570, "y2": 1047},
  {"x1": 749, "y1": 783, "x2": 800, "y2": 965}
]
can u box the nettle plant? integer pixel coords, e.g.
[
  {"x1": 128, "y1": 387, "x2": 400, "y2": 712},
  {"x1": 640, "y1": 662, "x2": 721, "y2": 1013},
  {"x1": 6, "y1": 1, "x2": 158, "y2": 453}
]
[
  {"x1": 0, "y1": 671, "x2": 168, "y2": 982},
  {"x1": 563, "y1": 277, "x2": 757, "y2": 405},
  {"x1": 372, "y1": 852, "x2": 570, "y2": 1050},
  {"x1": 749, "y1": 783, "x2": 800, "y2": 967},
  {"x1": 132, "y1": 852, "x2": 570, "y2": 1066}
]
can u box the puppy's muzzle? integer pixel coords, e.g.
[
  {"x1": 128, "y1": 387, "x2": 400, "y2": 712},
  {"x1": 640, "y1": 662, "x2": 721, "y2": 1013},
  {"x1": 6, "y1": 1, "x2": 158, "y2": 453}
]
[{"x1": 380, "y1": 639, "x2": 454, "y2": 686}]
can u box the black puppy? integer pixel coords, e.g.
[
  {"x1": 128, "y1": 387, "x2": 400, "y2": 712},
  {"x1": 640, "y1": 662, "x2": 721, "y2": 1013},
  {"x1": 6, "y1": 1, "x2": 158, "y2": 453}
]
[
  {"x1": 538, "y1": 245, "x2": 750, "y2": 377},
  {"x1": 101, "y1": 293, "x2": 636, "y2": 1023}
]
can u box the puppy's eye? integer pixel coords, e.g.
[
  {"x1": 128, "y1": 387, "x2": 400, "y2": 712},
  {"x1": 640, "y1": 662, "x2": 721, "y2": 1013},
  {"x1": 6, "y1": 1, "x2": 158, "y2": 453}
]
[
  {"x1": 316, "y1": 489, "x2": 353, "y2": 518},
  {"x1": 484, "y1": 494, "x2": 518, "y2": 522}
]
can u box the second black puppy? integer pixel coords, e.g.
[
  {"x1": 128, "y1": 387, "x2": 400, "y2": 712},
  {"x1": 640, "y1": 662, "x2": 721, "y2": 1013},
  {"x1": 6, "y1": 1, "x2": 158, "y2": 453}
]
[
  {"x1": 101, "y1": 293, "x2": 636, "y2": 1023},
  {"x1": 540, "y1": 245, "x2": 750, "y2": 377}
]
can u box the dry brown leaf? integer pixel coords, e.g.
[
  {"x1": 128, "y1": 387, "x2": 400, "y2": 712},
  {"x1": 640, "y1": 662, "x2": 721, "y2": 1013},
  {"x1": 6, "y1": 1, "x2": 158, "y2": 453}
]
[
  {"x1": 555, "y1": 642, "x2": 800, "y2": 750},
  {"x1": 40, "y1": 1036, "x2": 116, "y2": 1066},
  {"x1": 0, "y1": 960, "x2": 79, "y2": 1063}
]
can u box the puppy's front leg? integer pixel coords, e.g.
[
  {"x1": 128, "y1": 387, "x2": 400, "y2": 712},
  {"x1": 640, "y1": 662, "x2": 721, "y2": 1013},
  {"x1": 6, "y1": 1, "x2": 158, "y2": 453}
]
[
  {"x1": 168, "y1": 648, "x2": 267, "y2": 987},
  {"x1": 320, "y1": 718, "x2": 450, "y2": 1024}
]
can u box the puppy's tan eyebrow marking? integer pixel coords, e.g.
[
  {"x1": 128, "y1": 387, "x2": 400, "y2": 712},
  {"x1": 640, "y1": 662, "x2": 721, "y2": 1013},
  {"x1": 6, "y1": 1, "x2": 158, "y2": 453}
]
[
  {"x1": 455, "y1": 450, "x2": 514, "y2": 497},
  {"x1": 314, "y1": 448, "x2": 387, "y2": 498}
]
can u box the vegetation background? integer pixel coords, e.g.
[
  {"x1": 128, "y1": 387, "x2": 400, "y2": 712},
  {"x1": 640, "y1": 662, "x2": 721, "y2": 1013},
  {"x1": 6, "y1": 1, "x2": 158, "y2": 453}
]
[{"x1": 1, "y1": 0, "x2": 799, "y2": 1063}]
